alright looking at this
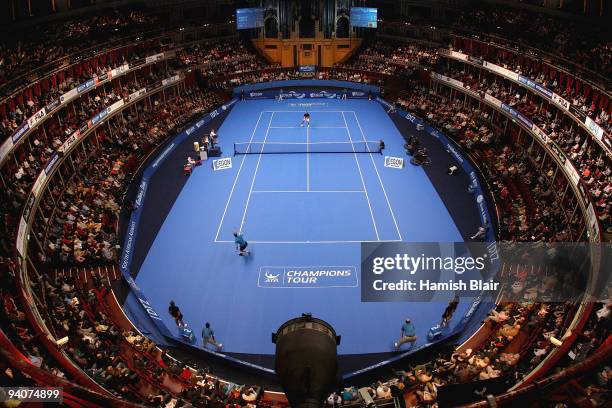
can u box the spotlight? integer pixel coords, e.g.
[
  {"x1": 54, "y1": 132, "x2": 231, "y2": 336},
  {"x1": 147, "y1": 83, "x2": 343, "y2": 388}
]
[{"x1": 273, "y1": 315, "x2": 341, "y2": 408}]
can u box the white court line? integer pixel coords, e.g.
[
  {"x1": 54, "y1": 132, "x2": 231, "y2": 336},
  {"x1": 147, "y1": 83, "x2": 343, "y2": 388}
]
[
  {"x1": 341, "y1": 111, "x2": 380, "y2": 241},
  {"x1": 251, "y1": 190, "x2": 365, "y2": 193},
  {"x1": 264, "y1": 110, "x2": 356, "y2": 113},
  {"x1": 215, "y1": 239, "x2": 402, "y2": 244},
  {"x1": 214, "y1": 111, "x2": 264, "y2": 242},
  {"x1": 235, "y1": 141, "x2": 372, "y2": 145},
  {"x1": 306, "y1": 124, "x2": 309, "y2": 191},
  {"x1": 269, "y1": 126, "x2": 347, "y2": 129},
  {"x1": 352, "y1": 111, "x2": 403, "y2": 241},
  {"x1": 239, "y1": 112, "x2": 275, "y2": 234}
]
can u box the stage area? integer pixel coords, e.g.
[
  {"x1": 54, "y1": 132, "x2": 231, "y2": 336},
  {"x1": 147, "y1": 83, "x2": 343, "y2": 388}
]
[{"x1": 134, "y1": 98, "x2": 471, "y2": 369}]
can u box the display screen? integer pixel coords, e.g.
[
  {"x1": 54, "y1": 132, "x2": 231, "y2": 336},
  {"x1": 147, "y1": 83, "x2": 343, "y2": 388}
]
[
  {"x1": 236, "y1": 8, "x2": 264, "y2": 29},
  {"x1": 350, "y1": 7, "x2": 378, "y2": 28},
  {"x1": 298, "y1": 65, "x2": 316, "y2": 74}
]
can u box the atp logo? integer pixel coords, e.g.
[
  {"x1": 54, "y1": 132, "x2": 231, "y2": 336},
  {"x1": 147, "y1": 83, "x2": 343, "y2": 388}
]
[{"x1": 264, "y1": 270, "x2": 280, "y2": 283}]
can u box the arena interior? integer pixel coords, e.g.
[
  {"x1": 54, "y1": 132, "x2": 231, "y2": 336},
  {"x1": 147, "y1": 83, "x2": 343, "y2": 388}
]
[{"x1": 0, "y1": 0, "x2": 611, "y2": 407}]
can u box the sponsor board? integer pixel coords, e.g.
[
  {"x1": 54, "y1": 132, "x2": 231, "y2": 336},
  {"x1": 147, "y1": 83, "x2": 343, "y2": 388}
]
[
  {"x1": 44, "y1": 153, "x2": 59, "y2": 175},
  {"x1": 450, "y1": 50, "x2": 468, "y2": 61},
  {"x1": 77, "y1": 79, "x2": 95, "y2": 94},
  {"x1": 384, "y1": 156, "x2": 404, "y2": 169},
  {"x1": 552, "y1": 93, "x2": 570, "y2": 111},
  {"x1": 146, "y1": 53, "x2": 164, "y2": 64},
  {"x1": 27, "y1": 108, "x2": 46, "y2": 129},
  {"x1": 484, "y1": 93, "x2": 502, "y2": 107},
  {"x1": 59, "y1": 88, "x2": 78, "y2": 104},
  {"x1": 11, "y1": 122, "x2": 30, "y2": 143},
  {"x1": 431, "y1": 72, "x2": 464, "y2": 88},
  {"x1": 279, "y1": 90, "x2": 306, "y2": 99},
  {"x1": 309, "y1": 91, "x2": 339, "y2": 99},
  {"x1": 129, "y1": 88, "x2": 147, "y2": 101},
  {"x1": 0, "y1": 139, "x2": 13, "y2": 163},
  {"x1": 483, "y1": 61, "x2": 519, "y2": 81},
  {"x1": 585, "y1": 116, "x2": 604, "y2": 141},
  {"x1": 80, "y1": 121, "x2": 90, "y2": 133},
  {"x1": 108, "y1": 99, "x2": 125, "y2": 114},
  {"x1": 44, "y1": 99, "x2": 60, "y2": 114},
  {"x1": 16, "y1": 218, "x2": 27, "y2": 256},
  {"x1": 563, "y1": 160, "x2": 581, "y2": 185},
  {"x1": 298, "y1": 65, "x2": 316, "y2": 73},
  {"x1": 258, "y1": 266, "x2": 358, "y2": 288},
  {"x1": 212, "y1": 157, "x2": 232, "y2": 171},
  {"x1": 58, "y1": 129, "x2": 81, "y2": 154},
  {"x1": 162, "y1": 75, "x2": 180, "y2": 86},
  {"x1": 31, "y1": 172, "x2": 48, "y2": 197},
  {"x1": 110, "y1": 64, "x2": 129, "y2": 77}
]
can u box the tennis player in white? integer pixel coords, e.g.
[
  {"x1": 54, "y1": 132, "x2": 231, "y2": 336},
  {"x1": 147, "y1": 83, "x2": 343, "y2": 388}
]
[{"x1": 300, "y1": 112, "x2": 311, "y2": 127}]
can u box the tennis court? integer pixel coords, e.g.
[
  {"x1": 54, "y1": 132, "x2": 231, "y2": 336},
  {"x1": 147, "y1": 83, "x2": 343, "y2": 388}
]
[
  {"x1": 133, "y1": 98, "x2": 469, "y2": 366},
  {"x1": 215, "y1": 109, "x2": 402, "y2": 243}
]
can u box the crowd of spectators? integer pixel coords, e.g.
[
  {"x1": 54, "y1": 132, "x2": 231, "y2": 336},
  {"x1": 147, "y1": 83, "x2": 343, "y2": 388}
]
[
  {"x1": 335, "y1": 298, "x2": 580, "y2": 406},
  {"x1": 0, "y1": 256, "x2": 68, "y2": 382},
  {"x1": 0, "y1": 36, "x2": 263, "y2": 145},
  {"x1": 339, "y1": 40, "x2": 438, "y2": 76},
  {"x1": 397, "y1": 85, "x2": 576, "y2": 242},
  {"x1": 0, "y1": 10, "x2": 162, "y2": 87},
  {"x1": 0, "y1": 37, "x2": 169, "y2": 142},
  {"x1": 447, "y1": 39, "x2": 612, "y2": 136},
  {"x1": 207, "y1": 66, "x2": 380, "y2": 90},
  {"x1": 32, "y1": 266, "x2": 267, "y2": 407},
  {"x1": 451, "y1": 4, "x2": 611, "y2": 78},
  {"x1": 433, "y1": 64, "x2": 611, "y2": 234},
  {"x1": 2, "y1": 62, "x2": 173, "y2": 246},
  {"x1": 341, "y1": 39, "x2": 610, "y2": 237},
  {"x1": 0, "y1": 8, "x2": 610, "y2": 405},
  {"x1": 39, "y1": 89, "x2": 222, "y2": 265}
]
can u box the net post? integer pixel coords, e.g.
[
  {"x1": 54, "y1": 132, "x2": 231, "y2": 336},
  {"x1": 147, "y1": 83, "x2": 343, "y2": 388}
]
[{"x1": 233, "y1": 143, "x2": 236, "y2": 156}]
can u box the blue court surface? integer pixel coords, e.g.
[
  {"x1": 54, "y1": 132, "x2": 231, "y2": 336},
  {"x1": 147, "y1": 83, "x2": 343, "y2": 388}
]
[{"x1": 135, "y1": 98, "x2": 469, "y2": 362}]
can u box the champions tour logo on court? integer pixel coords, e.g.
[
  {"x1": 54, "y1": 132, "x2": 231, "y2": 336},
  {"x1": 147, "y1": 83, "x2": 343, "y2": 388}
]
[{"x1": 258, "y1": 266, "x2": 358, "y2": 288}]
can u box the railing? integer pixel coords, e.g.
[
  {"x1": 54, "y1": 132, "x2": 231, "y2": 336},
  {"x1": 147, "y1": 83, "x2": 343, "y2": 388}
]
[
  {"x1": 430, "y1": 72, "x2": 602, "y2": 243},
  {"x1": 437, "y1": 48, "x2": 611, "y2": 156},
  {"x1": 379, "y1": 20, "x2": 611, "y2": 94},
  {"x1": 0, "y1": 36, "x2": 247, "y2": 171},
  {"x1": 0, "y1": 22, "x2": 234, "y2": 100},
  {"x1": 12, "y1": 73, "x2": 187, "y2": 398},
  {"x1": 0, "y1": 336, "x2": 147, "y2": 407}
]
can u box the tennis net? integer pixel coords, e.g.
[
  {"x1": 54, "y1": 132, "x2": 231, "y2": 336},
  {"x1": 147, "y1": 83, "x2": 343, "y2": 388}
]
[{"x1": 233, "y1": 141, "x2": 382, "y2": 155}]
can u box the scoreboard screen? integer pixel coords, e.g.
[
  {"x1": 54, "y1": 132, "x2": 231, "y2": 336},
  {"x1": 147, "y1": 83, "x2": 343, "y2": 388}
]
[
  {"x1": 350, "y1": 7, "x2": 378, "y2": 28},
  {"x1": 236, "y1": 8, "x2": 264, "y2": 29}
]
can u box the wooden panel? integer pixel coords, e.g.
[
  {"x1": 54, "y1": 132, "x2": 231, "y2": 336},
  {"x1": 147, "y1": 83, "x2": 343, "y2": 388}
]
[{"x1": 252, "y1": 38, "x2": 362, "y2": 68}]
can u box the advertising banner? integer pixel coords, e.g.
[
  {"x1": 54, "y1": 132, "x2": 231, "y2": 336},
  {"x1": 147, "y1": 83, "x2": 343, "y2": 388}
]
[
  {"x1": 483, "y1": 61, "x2": 519, "y2": 81},
  {"x1": 484, "y1": 93, "x2": 502, "y2": 108},
  {"x1": 11, "y1": 122, "x2": 29, "y2": 144},
  {"x1": 27, "y1": 108, "x2": 46, "y2": 129},
  {"x1": 552, "y1": 93, "x2": 570, "y2": 111},
  {"x1": 60, "y1": 88, "x2": 78, "y2": 104},
  {"x1": 0, "y1": 139, "x2": 13, "y2": 163}
]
